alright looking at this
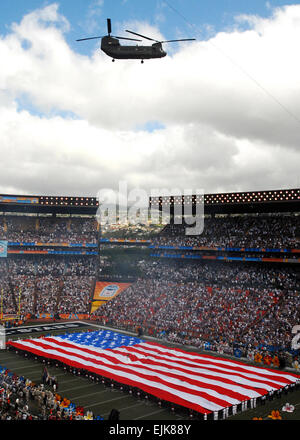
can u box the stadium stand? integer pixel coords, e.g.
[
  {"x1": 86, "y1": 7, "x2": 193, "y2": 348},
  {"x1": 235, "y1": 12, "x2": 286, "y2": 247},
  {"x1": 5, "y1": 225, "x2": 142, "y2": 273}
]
[
  {"x1": 151, "y1": 215, "x2": 299, "y2": 249},
  {"x1": 0, "y1": 189, "x2": 299, "y2": 420},
  {"x1": 0, "y1": 364, "x2": 103, "y2": 420}
]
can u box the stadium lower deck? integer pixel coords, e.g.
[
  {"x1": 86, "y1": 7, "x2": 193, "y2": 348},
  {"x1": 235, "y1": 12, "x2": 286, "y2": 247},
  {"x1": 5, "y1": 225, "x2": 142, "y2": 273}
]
[{"x1": 1, "y1": 321, "x2": 300, "y2": 421}]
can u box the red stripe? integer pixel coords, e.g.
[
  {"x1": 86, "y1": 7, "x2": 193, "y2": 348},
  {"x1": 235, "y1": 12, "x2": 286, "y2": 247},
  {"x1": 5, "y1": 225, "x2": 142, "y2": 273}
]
[
  {"x1": 10, "y1": 339, "x2": 237, "y2": 406},
  {"x1": 9, "y1": 336, "x2": 299, "y2": 414},
  {"x1": 108, "y1": 348, "x2": 268, "y2": 397},
  {"x1": 119, "y1": 345, "x2": 284, "y2": 389},
  {"x1": 144, "y1": 341, "x2": 300, "y2": 379},
  {"x1": 44, "y1": 337, "x2": 281, "y2": 388},
  {"x1": 107, "y1": 352, "x2": 255, "y2": 401},
  {"x1": 33, "y1": 337, "x2": 288, "y2": 390},
  {"x1": 8, "y1": 340, "x2": 212, "y2": 414},
  {"x1": 30, "y1": 339, "x2": 252, "y2": 402},
  {"x1": 35, "y1": 338, "x2": 269, "y2": 396}
]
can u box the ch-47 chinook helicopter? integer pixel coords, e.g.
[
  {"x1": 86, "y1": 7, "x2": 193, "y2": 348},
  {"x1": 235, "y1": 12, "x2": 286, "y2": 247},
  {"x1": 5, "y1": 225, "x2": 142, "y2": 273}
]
[{"x1": 76, "y1": 18, "x2": 196, "y2": 63}]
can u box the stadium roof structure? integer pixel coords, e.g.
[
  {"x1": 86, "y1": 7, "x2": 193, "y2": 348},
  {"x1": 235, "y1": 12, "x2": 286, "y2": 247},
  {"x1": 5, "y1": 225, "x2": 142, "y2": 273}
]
[
  {"x1": 0, "y1": 194, "x2": 98, "y2": 215},
  {"x1": 149, "y1": 188, "x2": 300, "y2": 215},
  {"x1": 0, "y1": 188, "x2": 299, "y2": 216}
]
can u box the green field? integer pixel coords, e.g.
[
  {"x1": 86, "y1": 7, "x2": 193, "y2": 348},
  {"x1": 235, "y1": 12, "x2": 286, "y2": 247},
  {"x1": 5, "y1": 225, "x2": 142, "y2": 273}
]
[{"x1": 1, "y1": 321, "x2": 299, "y2": 421}]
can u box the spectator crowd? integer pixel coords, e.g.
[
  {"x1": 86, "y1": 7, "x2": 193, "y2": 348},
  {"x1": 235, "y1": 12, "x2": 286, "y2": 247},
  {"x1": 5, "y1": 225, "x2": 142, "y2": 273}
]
[
  {"x1": 0, "y1": 364, "x2": 103, "y2": 420},
  {"x1": 94, "y1": 276, "x2": 298, "y2": 350},
  {"x1": 0, "y1": 256, "x2": 96, "y2": 317},
  {"x1": 152, "y1": 214, "x2": 299, "y2": 249},
  {"x1": 0, "y1": 215, "x2": 98, "y2": 244},
  {"x1": 0, "y1": 212, "x2": 299, "y2": 370}
]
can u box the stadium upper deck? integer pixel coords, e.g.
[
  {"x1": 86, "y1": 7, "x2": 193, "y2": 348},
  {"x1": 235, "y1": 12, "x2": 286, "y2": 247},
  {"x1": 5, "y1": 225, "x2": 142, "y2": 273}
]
[
  {"x1": 0, "y1": 187, "x2": 299, "y2": 215},
  {"x1": 149, "y1": 187, "x2": 300, "y2": 262},
  {"x1": 0, "y1": 194, "x2": 98, "y2": 215},
  {"x1": 0, "y1": 188, "x2": 299, "y2": 258},
  {"x1": 149, "y1": 187, "x2": 300, "y2": 215}
]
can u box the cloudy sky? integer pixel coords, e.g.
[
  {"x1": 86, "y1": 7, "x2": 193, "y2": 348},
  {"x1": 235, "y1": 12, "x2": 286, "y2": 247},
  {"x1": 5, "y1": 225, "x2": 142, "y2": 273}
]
[{"x1": 0, "y1": 0, "x2": 299, "y2": 199}]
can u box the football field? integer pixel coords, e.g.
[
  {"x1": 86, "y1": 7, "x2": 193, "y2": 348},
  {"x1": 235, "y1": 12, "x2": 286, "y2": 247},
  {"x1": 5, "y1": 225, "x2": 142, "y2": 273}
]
[{"x1": 1, "y1": 321, "x2": 299, "y2": 421}]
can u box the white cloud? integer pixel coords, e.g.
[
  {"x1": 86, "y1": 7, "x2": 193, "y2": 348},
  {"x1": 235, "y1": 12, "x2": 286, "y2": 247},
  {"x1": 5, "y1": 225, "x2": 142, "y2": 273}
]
[
  {"x1": 79, "y1": 0, "x2": 105, "y2": 34},
  {"x1": 0, "y1": 3, "x2": 299, "y2": 197}
]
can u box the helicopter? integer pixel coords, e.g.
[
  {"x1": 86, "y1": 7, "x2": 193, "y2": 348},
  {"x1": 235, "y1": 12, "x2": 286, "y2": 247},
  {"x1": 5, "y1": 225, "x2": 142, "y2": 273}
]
[{"x1": 76, "y1": 18, "x2": 196, "y2": 63}]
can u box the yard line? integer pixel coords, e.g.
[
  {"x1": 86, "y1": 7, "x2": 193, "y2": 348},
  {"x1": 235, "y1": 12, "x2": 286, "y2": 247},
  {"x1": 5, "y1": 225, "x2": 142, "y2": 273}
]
[
  {"x1": 7, "y1": 364, "x2": 43, "y2": 371},
  {"x1": 0, "y1": 358, "x2": 41, "y2": 366},
  {"x1": 102, "y1": 401, "x2": 145, "y2": 416},
  {"x1": 86, "y1": 395, "x2": 129, "y2": 408},
  {"x1": 49, "y1": 377, "x2": 84, "y2": 385},
  {"x1": 43, "y1": 372, "x2": 81, "y2": 378},
  {"x1": 0, "y1": 355, "x2": 25, "y2": 362},
  {"x1": 60, "y1": 383, "x2": 102, "y2": 393},
  {"x1": 71, "y1": 389, "x2": 108, "y2": 400},
  {"x1": 175, "y1": 414, "x2": 186, "y2": 419},
  {"x1": 133, "y1": 409, "x2": 167, "y2": 420}
]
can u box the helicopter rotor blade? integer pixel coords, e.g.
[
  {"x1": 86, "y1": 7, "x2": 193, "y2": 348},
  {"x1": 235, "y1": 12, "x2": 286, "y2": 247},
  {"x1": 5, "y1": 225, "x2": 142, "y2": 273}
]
[
  {"x1": 107, "y1": 18, "x2": 112, "y2": 35},
  {"x1": 112, "y1": 35, "x2": 142, "y2": 41},
  {"x1": 160, "y1": 38, "x2": 196, "y2": 43},
  {"x1": 126, "y1": 30, "x2": 196, "y2": 44},
  {"x1": 125, "y1": 30, "x2": 160, "y2": 42},
  {"x1": 76, "y1": 36, "x2": 103, "y2": 42}
]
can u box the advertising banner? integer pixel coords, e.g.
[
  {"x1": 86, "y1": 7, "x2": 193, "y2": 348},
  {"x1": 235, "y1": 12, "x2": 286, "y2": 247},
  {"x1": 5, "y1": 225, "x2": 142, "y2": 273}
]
[
  {"x1": 0, "y1": 196, "x2": 39, "y2": 204},
  {"x1": 92, "y1": 282, "x2": 132, "y2": 313},
  {"x1": 0, "y1": 241, "x2": 7, "y2": 258}
]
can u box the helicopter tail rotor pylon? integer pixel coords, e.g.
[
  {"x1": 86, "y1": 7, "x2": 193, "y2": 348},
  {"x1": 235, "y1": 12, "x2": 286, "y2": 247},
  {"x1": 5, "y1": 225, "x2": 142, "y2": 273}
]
[
  {"x1": 107, "y1": 18, "x2": 112, "y2": 35},
  {"x1": 76, "y1": 18, "x2": 142, "y2": 43}
]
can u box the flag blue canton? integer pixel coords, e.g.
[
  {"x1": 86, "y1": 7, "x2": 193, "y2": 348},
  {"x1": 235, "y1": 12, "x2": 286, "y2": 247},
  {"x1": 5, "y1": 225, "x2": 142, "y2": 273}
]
[{"x1": 59, "y1": 330, "x2": 144, "y2": 350}]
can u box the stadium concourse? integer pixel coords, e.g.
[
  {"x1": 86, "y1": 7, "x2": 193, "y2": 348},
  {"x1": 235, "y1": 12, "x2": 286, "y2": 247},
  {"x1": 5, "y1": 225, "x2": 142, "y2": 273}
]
[{"x1": 0, "y1": 189, "x2": 299, "y2": 420}]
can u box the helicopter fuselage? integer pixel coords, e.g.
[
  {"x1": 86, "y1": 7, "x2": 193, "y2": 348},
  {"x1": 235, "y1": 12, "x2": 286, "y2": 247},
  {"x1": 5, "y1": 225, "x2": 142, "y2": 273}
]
[{"x1": 101, "y1": 36, "x2": 166, "y2": 59}]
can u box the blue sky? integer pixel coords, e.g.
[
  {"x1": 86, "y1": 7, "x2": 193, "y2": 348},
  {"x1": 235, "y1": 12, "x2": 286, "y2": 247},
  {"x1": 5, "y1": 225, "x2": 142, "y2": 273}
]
[
  {"x1": 1, "y1": 0, "x2": 298, "y2": 54},
  {"x1": 0, "y1": 1, "x2": 299, "y2": 196}
]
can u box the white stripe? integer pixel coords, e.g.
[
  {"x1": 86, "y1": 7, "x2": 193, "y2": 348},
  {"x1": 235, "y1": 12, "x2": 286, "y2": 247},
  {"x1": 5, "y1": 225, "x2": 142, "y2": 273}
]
[
  {"x1": 16, "y1": 340, "x2": 240, "y2": 404},
  {"x1": 25, "y1": 339, "x2": 262, "y2": 398},
  {"x1": 15, "y1": 340, "x2": 223, "y2": 412},
  {"x1": 132, "y1": 344, "x2": 296, "y2": 382},
  {"x1": 137, "y1": 343, "x2": 298, "y2": 381},
  {"x1": 15, "y1": 336, "x2": 299, "y2": 412},
  {"x1": 17, "y1": 340, "x2": 272, "y2": 401},
  {"x1": 26, "y1": 338, "x2": 285, "y2": 391},
  {"x1": 57, "y1": 336, "x2": 296, "y2": 382},
  {"x1": 44, "y1": 338, "x2": 287, "y2": 389}
]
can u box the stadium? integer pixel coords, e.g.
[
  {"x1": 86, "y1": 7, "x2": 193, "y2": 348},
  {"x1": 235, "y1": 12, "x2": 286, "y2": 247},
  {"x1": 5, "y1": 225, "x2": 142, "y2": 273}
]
[
  {"x1": 1, "y1": 1, "x2": 300, "y2": 434},
  {"x1": 0, "y1": 188, "x2": 299, "y2": 422}
]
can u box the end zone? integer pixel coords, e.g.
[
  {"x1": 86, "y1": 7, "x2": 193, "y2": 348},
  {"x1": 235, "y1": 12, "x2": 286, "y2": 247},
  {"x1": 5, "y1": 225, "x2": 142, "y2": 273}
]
[{"x1": 4, "y1": 321, "x2": 93, "y2": 337}]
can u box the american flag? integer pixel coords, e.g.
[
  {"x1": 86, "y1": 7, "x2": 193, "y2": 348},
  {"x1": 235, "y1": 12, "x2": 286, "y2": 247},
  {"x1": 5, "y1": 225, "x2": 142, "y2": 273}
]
[{"x1": 7, "y1": 330, "x2": 300, "y2": 414}]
